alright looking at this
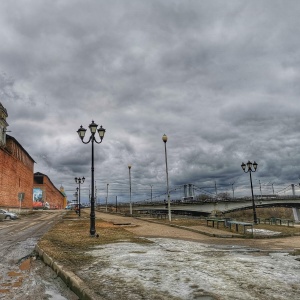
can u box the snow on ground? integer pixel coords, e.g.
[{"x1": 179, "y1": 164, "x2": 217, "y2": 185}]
[
  {"x1": 247, "y1": 228, "x2": 281, "y2": 236},
  {"x1": 81, "y1": 238, "x2": 300, "y2": 300}
]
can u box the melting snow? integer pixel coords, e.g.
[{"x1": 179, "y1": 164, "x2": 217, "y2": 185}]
[
  {"x1": 247, "y1": 228, "x2": 281, "y2": 236},
  {"x1": 81, "y1": 238, "x2": 300, "y2": 300}
]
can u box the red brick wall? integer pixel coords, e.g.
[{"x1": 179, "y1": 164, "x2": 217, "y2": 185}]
[
  {"x1": 33, "y1": 175, "x2": 65, "y2": 209},
  {"x1": 0, "y1": 143, "x2": 34, "y2": 209}
]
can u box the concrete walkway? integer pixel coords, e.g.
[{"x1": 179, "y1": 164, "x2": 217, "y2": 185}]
[
  {"x1": 95, "y1": 212, "x2": 300, "y2": 251},
  {"x1": 96, "y1": 212, "x2": 242, "y2": 239}
]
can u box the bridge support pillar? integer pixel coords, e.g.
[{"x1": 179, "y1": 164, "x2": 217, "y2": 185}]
[{"x1": 292, "y1": 208, "x2": 300, "y2": 223}]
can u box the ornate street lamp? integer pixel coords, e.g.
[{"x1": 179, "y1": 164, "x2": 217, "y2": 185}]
[
  {"x1": 77, "y1": 121, "x2": 105, "y2": 236},
  {"x1": 241, "y1": 160, "x2": 258, "y2": 224},
  {"x1": 162, "y1": 134, "x2": 171, "y2": 221},
  {"x1": 128, "y1": 165, "x2": 132, "y2": 215},
  {"x1": 75, "y1": 177, "x2": 85, "y2": 217}
]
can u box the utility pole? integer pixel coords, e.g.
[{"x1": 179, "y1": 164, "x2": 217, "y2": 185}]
[
  {"x1": 259, "y1": 180, "x2": 262, "y2": 198},
  {"x1": 106, "y1": 183, "x2": 109, "y2": 212}
]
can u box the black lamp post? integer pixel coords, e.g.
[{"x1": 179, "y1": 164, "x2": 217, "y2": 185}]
[
  {"x1": 241, "y1": 160, "x2": 258, "y2": 224},
  {"x1": 128, "y1": 165, "x2": 132, "y2": 215},
  {"x1": 75, "y1": 176, "x2": 85, "y2": 217},
  {"x1": 77, "y1": 121, "x2": 106, "y2": 236},
  {"x1": 162, "y1": 134, "x2": 171, "y2": 221},
  {"x1": 106, "y1": 183, "x2": 109, "y2": 212}
]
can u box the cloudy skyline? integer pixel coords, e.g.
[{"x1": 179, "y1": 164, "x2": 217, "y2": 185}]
[{"x1": 1, "y1": 0, "x2": 300, "y2": 203}]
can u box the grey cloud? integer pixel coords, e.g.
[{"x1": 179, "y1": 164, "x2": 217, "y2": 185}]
[{"x1": 1, "y1": 1, "x2": 300, "y2": 201}]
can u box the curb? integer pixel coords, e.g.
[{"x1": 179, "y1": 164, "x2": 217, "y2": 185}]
[{"x1": 35, "y1": 244, "x2": 97, "y2": 300}]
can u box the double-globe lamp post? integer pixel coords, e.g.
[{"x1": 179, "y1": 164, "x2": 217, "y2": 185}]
[
  {"x1": 75, "y1": 176, "x2": 85, "y2": 217},
  {"x1": 162, "y1": 134, "x2": 171, "y2": 222},
  {"x1": 77, "y1": 121, "x2": 106, "y2": 236},
  {"x1": 241, "y1": 161, "x2": 258, "y2": 224}
]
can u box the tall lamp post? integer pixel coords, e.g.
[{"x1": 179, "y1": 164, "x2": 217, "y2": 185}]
[
  {"x1": 128, "y1": 165, "x2": 132, "y2": 215},
  {"x1": 106, "y1": 183, "x2": 109, "y2": 212},
  {"x1": 162, "y1": 134, "x2": 171, "y2": 221},
  {"x1": 75, "y1": 176, "x2": 85, "y2": 217},
  {"x1": 241, "y1": 160, "x2": 258, "y2": 224},
  {"x1": 77, "y1": 121, "x2": 106, "y2": 236}
]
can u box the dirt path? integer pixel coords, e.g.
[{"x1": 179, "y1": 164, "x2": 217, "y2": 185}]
[{"x1": 96, "y1": 212, "x2": 300, "y2": 251}]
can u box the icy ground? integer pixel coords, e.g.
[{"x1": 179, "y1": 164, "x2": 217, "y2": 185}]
[
  {"x1": 247, "y1": 228, "x2": 281, "y2": 236},
  {"x1": 80, "y1": 238, "x2": 300, "y2": 300}
]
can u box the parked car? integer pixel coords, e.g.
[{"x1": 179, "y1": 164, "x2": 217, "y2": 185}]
[{"x1": 0, "y1": 209, "x2": 18, "y2": 220}]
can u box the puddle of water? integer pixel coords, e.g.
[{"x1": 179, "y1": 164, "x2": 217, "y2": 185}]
[
  {"x1": 7, "y1": 271, "x2": 22, "y2": 277},
  {"x1": 0, "y1": 258, "x2": 31, "y2": 294},
  {"x1": 19, "y1": 258, "x2": 31, "y2": 271},
  {"x1": 12, "y1": 277, "x2": 23, "y2": 287},
  {"x1": 45, "y1": 289, "x2": 71, "y2": 300}
]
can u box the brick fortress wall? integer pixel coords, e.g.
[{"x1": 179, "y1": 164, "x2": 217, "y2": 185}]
[
  {"x1": 0, "y1": 137, "x2": 34, "y2": 208},
  {"x1": 33, "y1": 173, "x2": 65, "y2": 209}
]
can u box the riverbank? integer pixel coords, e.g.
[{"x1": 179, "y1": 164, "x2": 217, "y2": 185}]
[{"x1": 36, "y1": 210, "x2": 300, "y2": 299}]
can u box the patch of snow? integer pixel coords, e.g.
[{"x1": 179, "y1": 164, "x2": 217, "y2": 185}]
[
  {"x1": 82, "y1": 238, "x2": 300, "y2": 300},
  {"x1": 247, "y1": 228, "x2": 281, "y2": 236}
]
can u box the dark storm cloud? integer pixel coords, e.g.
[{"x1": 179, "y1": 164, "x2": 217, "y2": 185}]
[{"x1": 1, "y1": 1, "x2": 300, "y2": 201}]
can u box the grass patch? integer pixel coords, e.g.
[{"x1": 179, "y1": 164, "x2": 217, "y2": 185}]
[{"x1": 38, "y1": 210, "x2": 151, "y2": 271}]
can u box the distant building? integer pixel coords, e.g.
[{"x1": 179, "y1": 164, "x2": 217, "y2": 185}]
[
  {"x1": 33, "y1": 172, "x2": 66, "y2": 209},
  {"x1": 59, "y1": 185, "x2": 68, "y2": 208}
]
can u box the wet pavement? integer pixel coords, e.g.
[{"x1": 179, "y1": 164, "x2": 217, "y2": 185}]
[{"x1": 0, "y1": 211, "x2": 78, "y2": 300}]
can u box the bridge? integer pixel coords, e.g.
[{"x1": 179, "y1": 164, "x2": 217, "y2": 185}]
[{"x1": 133, "y1": 196, "x2": 300, "y2": 221}]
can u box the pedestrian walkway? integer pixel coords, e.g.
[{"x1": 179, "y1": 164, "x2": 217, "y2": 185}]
[{"x1": 96, "y1": 212, "x2": 242, "y2": 239}]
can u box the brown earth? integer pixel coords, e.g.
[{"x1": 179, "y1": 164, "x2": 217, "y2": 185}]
[
  {"x1": 96, "y1": 212, "x2": 300, "y2": 251},
  {"x1": 36, "y1": 210, "x2": 300, "y2": 300},
  {"x1": 38, "y1": 209, "x2": 300, "y2": 273}
]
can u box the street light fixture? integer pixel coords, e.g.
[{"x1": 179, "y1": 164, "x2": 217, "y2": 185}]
[
  {"x1": 75, "y1": 176, "x2": 85, "y2": 217},
  {"x1": 241, "y1": 160, "x2": 258, "y2": 224},
  {"x1": 162, "y1": 134, "x2": 171, "y2": 221},
  {"x1": 77, "y1": 120, "x2": 106, "y2": 236},
  {"x1": 128, "y1": 165, "x2": 132, "y2": 215}
]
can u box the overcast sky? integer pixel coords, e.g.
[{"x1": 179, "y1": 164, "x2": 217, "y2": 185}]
[{"x1": 1, "y1": 0, "x2": 300, "y2": 203}]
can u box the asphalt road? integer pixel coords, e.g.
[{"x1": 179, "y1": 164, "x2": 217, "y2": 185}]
[{"x1": 0, "y1": 210, "x2": 78, "y2": 300}]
